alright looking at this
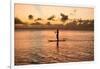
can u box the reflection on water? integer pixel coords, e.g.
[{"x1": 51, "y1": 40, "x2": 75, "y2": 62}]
[{"x1": 15, "y1": 30, "x2": 94, "y2": 65}]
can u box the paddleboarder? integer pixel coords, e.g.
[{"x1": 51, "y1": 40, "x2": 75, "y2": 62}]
[
  {"x1": 56, "y1": 29, "x2": 59, "y2": 52},
  {"x1": 56, "y1": 29, "x2": 59, "y2": 41}
]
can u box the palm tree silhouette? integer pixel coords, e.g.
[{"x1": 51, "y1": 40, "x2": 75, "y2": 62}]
[
  {"x1": 47, "y1": 15, "x2": 55, "y2": 25},
  {"x1": 47, "y1": 15, "x2": 55, "y2": 20},
  {"x1": 60, "y1": 13, "x2": 68, "y2": 24}
]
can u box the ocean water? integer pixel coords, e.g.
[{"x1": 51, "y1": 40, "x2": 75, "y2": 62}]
[{"x1": 15, "y1": 30, "x2": 94, "y2": 65}]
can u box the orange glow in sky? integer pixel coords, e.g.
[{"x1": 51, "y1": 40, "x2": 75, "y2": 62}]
[{"x1": 15, "y1": 4, "x2": 94, "y2": 24}]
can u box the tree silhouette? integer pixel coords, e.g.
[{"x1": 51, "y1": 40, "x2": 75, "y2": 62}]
[
  {"x1": 46, "y1": 22, "x2": 51, "y2": 25},
  {"x1": 60, "y1": 13, "x2": 68, "y2": 24},
  {"x1": 47, "y1": 15, "x2": 55, "y2": 25},
  {"x1": 47, "y1": 15, "x2": 55, "y2": 20},
  {"x1": 34, "y1": 18, "x2": 42, "y2": 22},
  {"x1": 28, "y1": 14, "x2": 34, "y2": 24},
  {"x1": 36, "y1": 18, "x2": 42, "y2": 20},
  {"x1": 28, "y1": 15, "x2": 33, "y2": 20},
  {"x1": 15, "y1": 17, "x2": 23, "y2": 24},
  {"x1": 65, "y1": 19, "x2": 94, "y2": 30}
]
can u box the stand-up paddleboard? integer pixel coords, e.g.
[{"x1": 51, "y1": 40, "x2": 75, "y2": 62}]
[{"x1": 48, "y1": 39, "x2": 66, "y2": 42}]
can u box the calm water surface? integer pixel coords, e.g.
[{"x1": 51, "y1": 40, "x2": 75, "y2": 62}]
[{"x1": 15, "y1": 30, "x2": 94, "y2": 65}]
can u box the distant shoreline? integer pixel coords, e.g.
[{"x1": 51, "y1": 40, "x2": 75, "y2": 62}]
[
  {"x1": 15, "y1": 24, "x2": 94, "y2": 31},
  {"x1": 15, "y1": 28, "x2": 94, "y2": 31}
]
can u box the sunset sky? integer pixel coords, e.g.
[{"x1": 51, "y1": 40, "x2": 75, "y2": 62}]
[{"x1": 15, "y1": 4, "x2": 94, "y2": 24}]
